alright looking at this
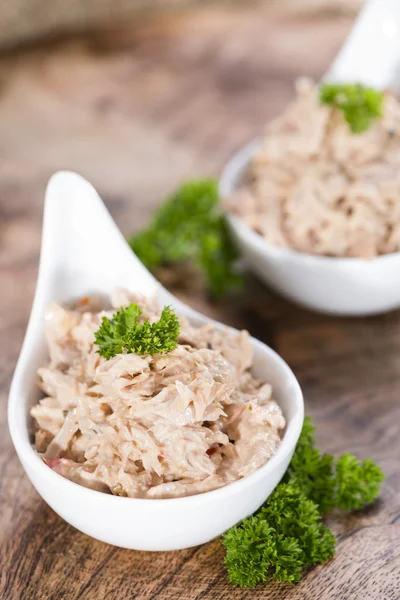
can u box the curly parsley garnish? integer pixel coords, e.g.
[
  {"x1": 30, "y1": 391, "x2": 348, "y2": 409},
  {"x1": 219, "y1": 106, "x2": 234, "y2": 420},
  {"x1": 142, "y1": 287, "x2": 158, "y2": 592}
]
[
  {"x1": 319, "y1": 82, "x2": 384, "y2": 133},
  {"x1": 94, "y1": 303, "x2": 180, "y2": 359},
  {"x1": 222, "y1": 417, "x2": 384, "y2": 587},
  {"x1": 284, "y1": 417, "x2": 384, "y2": 513},
  {"x1": 128, "y1": 179, "x2": 241, "y2": 298}
]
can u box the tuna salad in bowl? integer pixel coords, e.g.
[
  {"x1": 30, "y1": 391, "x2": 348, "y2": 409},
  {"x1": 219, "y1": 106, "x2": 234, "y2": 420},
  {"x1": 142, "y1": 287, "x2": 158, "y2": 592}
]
[
  {"x1": 32, "y1": 288, "x2": 286, "y2": 499},
  {"x1": 221, "y1": 79, "x2": 400, "y2": 316},
  {"x1": 8, "y1": 170, "x2": 303, "y2": 551}
]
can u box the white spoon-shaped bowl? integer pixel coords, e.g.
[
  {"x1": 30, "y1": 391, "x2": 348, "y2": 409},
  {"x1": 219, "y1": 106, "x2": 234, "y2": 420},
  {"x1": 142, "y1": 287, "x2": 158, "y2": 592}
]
[
  {"x1": 8, "y1": 171, "x2": 303, "y2": 551},
  {"x1": 220, "y1": 0, "x2": 400, "y2": 317}
]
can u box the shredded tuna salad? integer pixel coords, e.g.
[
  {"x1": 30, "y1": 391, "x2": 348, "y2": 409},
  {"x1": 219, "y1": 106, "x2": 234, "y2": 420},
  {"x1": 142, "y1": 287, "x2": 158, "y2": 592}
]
[
  {"x1": 31, "y1": 289, "x2": 285, "y2": 499},
  {"x1": 225, "y1": 78, "x2": 400, "y2": 258}
]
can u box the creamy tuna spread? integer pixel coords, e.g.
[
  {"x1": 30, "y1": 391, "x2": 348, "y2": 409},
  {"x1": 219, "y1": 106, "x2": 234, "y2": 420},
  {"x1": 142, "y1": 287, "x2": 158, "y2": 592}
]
[
  {"x1": 226, "y1": 78, "x2": 400, "y2": 258},
  {"x1": 31, "y1": 289, "x2": 285, "y2": 498}
]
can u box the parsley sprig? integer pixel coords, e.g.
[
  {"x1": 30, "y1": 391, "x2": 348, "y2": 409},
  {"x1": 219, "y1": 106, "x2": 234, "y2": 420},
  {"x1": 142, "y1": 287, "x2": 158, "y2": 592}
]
[
  {"x1": 319, "y1": 82, "x2": 384, "y2": 133},
  {"x1": 128, "y1": 180, "x2": 241, "y2": 297},
  {"x1": 222, "y1": 417, "x2": 384, "y2": 587},
  {"x1": 94, "y1": 303, "x2": 179, "y2": 359}
]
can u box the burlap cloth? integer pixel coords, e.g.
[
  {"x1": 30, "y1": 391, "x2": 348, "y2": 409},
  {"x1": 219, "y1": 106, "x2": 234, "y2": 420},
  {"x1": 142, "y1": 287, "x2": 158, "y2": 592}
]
[{"x1": 0, "y1": 0, "x2": 362, "y2": 49}]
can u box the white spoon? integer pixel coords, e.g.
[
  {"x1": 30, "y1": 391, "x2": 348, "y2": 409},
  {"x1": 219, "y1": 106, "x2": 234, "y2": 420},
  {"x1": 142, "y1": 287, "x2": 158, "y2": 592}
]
[
  {"x1": 220, "y1": 0, "x2": 400, "y2": 316},
  {"x1": 8, "y1": 171, "x2": 303, "y2": 551}
]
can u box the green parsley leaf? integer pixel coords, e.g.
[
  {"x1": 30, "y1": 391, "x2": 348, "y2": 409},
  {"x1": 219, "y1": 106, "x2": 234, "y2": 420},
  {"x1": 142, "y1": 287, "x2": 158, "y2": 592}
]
[
  {"x1": 285, "y1": 417, "x2": 385, "y2": 513},
  {"x1": 128, "y1": 180, "x2": 241, "y2": 297},
  {"x1": 284, "y1": 416, "x2": 336, "y2": 513},
  {"x1": 222, "y1": 482, "x2": 335, "y2": 587},
  {"x1": 222, "y1": 416, "x2": 384, "y2": 587},
  {"x1": 94, "y1": 303, "x2": 179, "y2": 359},
  {"x1": 319, "y1": 82, "x2": 384, "y2": 133},
  {"x1": 335, "y1": 454, "x2": 385, "y2": 511}
]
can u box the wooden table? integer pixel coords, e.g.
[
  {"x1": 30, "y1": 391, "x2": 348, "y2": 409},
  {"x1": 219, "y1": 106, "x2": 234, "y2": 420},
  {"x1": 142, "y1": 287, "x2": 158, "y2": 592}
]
[{"x1": 1, "y1": 5, "x2": 399, "y2": 599}]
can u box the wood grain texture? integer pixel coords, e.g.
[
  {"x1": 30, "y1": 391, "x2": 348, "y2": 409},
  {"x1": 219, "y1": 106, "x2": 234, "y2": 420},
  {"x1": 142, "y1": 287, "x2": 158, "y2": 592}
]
[
  {"x1": 0, "y1": 5, "x2": 399, "y2": 599},
  {"x1": 0, "y1": 0, "x2": 363, "y2": 50}
]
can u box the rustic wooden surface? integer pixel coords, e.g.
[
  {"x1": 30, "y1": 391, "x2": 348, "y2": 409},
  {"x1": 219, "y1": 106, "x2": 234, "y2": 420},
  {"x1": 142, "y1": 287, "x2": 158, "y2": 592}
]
[{"x1": 1, "y1": 5, "x2": 399, "y2": 600}]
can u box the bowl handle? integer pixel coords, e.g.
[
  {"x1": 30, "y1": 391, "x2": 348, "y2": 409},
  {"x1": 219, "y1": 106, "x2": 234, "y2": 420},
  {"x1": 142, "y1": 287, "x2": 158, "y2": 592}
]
[
  {"x1": 39, "y1": 171, "x2": 159, "y2": 303},
  {"x1": 325, "y1": 0, "x2": 400, "y2": 89}
]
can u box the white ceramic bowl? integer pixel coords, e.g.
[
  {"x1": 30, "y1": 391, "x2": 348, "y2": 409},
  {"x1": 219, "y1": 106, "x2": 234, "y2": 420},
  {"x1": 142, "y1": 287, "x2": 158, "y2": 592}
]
[
  {"x1": 220, "y1": 141, "x2": 400, "y2": 316},
  {"x1": 8, "y1": 171, "x2": 304, "y2": 551}
]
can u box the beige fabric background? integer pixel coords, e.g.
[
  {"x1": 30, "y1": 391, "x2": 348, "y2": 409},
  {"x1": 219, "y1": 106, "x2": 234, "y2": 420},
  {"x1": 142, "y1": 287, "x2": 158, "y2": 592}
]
[{"x1": 0, "y1": 0, "x2": 362, "y2": 49}]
